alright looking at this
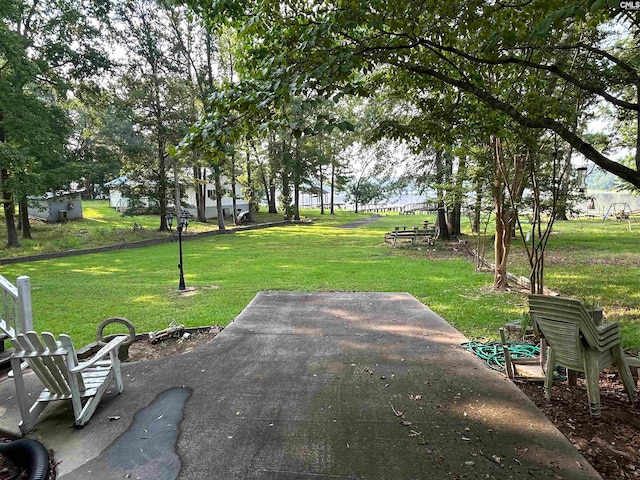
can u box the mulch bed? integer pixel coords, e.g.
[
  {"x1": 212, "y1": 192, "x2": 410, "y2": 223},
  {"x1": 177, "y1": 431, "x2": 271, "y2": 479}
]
[
  {"x1": 126, "y1": 328, "x2": 221, "y2": 362},
  {"x1": 517, "y1": 372, "x2": 640, "y2": 480}
]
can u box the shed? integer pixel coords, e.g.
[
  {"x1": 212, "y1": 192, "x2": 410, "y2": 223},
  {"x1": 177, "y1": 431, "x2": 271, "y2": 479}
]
[{"x1": 27, "y1": 190, "x2": 84, "y2": 222}]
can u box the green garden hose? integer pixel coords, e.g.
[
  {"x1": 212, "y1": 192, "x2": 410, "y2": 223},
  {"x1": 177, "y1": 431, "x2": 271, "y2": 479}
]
[{"x1": 461, "y1": 340, "x2": 540, "y2": 372}]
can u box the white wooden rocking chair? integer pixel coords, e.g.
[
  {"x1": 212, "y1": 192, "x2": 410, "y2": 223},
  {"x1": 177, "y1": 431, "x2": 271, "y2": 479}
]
[{"x1": 10, "y1": 331, "x2": 126, "y2": 434}]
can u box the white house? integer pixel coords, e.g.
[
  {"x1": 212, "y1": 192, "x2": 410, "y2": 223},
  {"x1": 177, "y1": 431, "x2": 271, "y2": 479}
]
[
  {"x1": 106, "y1": 174, "x2": 249, "y2": 220},
  {"x1": 182, "y1": 173, "x2": 249, "y2": 219},
  {"x1": 105, "y1": 177, "x2": 143, "y2": 211}
]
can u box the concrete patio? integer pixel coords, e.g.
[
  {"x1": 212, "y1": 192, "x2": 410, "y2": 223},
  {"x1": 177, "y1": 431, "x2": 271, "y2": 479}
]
[{"x1": 0, "y1": 291, "x2": 600, "y2": 479}]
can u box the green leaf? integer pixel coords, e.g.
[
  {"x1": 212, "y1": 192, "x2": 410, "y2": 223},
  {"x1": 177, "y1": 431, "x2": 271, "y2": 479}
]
[
  {"x1": 531, "y1": 5, "x2": 587, "y2": 40},
  {"x1": 590, "y1": 0, "x2": 609, "y2": 11}
]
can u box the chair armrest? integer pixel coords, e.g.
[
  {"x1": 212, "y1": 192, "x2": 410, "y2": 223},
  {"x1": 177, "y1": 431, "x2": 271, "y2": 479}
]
[{"x1": 70, "y1": 336, "x2": 127, "y2": 373}]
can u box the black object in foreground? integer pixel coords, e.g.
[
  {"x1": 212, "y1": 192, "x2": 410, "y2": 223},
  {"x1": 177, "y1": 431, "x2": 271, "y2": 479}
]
[{"x1": 0, "y1": 438, "x2": 50, "y2": 480}]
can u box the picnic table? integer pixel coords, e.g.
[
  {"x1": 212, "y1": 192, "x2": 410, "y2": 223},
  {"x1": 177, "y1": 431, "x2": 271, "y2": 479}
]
[{"x1": 384, "y1": 226, "x2": 438, "y2": 247}]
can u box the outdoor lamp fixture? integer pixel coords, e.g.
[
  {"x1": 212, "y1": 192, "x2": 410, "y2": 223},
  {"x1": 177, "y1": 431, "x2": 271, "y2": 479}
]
[
  {"x1": 576, "y1": 165, "x2": 588, "y2": 193},
  {"x1": 165, "y1": 211, "x2": 190, "y2": 291}
]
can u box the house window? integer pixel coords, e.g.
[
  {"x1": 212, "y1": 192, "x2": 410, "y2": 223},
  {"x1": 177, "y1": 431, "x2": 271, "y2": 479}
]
[{"x1": 207, "y1": 189, "x2": 214, "y2": 199}]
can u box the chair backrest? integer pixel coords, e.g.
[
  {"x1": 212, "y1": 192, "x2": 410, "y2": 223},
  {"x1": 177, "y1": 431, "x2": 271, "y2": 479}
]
[
  {"x1": 533, "y1": 316, "x2": 584, "y2": 371},
  {"x1": 11, "y1": 332, "x2": 84, "y2": 395},
  {"x1": 528, "y1": 296, "x2": 585, "y2": 369},
  {"x1": 0, "y1": 275, "x2": 33, "y2": 340},
  {"x1": 528, "y1": 294, "x2": 621, "y2": 350}
]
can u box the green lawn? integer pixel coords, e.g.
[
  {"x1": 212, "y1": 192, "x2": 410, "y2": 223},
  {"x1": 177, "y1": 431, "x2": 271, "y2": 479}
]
[
  {"x1": 481, "y1": 217, "x2": 640, "y2": 350},
  {"x1": 0, "y1": 200, "x2": 282, "y2": 259},
  {"x1": 0, "y1": 210, "x2": 522, "y2": 348},
  {"x1": 1, "y1": 207, "x2": 638, "y2": 353}
]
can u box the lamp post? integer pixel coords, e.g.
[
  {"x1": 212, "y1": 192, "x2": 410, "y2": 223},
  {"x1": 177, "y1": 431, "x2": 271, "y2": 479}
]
[{"x1": 165, "y1": 211, "x2": 190, "y2": 291}]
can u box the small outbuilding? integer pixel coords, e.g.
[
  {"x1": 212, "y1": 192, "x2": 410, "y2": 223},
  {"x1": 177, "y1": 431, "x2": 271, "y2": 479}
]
[{"x1": 27, "y1": 190, "x2": 84, "y2": 222}]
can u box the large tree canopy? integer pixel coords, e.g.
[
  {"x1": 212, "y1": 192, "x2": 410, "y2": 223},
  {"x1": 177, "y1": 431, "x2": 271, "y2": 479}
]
[
  {"x1": 183, "y1": 0, "x2": 640, "y2": 189},
  {"x1": 1, "y1": 0, "x2": 111, "y2": 245}
]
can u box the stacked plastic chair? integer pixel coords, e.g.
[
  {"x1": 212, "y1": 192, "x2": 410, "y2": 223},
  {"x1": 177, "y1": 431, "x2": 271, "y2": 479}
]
[{"x1": 528, "y1": 294, "x2": 636, "y2": 417}]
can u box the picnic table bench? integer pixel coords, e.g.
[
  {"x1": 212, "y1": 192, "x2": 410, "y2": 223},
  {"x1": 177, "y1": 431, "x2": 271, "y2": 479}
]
[{"x1": 384, "y1": 226, "x2": 438, "y2": 247}]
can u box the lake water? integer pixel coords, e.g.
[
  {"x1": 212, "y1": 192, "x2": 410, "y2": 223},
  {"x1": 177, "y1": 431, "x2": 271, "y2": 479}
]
[{"x1": 577, "y1": 191, "x2": 640, "y2": 218}]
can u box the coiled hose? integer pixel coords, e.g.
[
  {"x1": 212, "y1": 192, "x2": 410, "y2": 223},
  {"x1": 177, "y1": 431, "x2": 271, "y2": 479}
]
[
  {"x1": 0, "y1": 438, "x2": 50, "y2": 480},
  {"x1": 461, "y1": 340, "x2": 540, "y2": 372}
]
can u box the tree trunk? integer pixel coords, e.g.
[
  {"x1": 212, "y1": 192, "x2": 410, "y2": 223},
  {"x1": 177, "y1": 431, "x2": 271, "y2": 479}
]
[
  {"x1": 435, "y1": 149, "x2": 451, "y2": 240},
  {"x1": 206, "y1": 29, "x2": 214, "y2": 89},
  {"x1": 555, "y1": 202, "x2": 569, "y2": 221},
  {"x1": 213, "y1": 163, "x2": 226, "y2": 230},
  {"x1": 555, "y1": 149, "x2": 573, "y2": 221},
  {"x1": 246, "y1": 148, "x2": 255, "y2": 222},
  {"x1": 448, "y1": 155, "x2": 465, "y2": 236},
  {"x1": 524, "y1": 141, "x2": 560, "y2": 294},
  {"x1": 84, "y1": 178, "x2": 94, "y2": 200},
  {"x1": 354, "y1": 186, "x2": 359, "y2": 214},
  {"x1": 259, "y1": 163, "x2": 272, "y2": 212},
  {"x1": 319, "y1": 166, "x2": 325, "y2": 214},
  {"x1": 268, "y1": 183, "x2": 278, "y2": 213},
  {"x1": 0, "y1": 120, "x2": 18, "y2": 247},
  {"x1": 330, "y1": 161, "x2": 335, "y2": 215},
  {"x1": 494, "y1": 207, "x2": 512, "y2": 291},
  {"x1": 194, "y1": 166, "x2": 207, "y2": 222},
  {"x1": 293, "y1": 141, "x2": 301, "y2": 221},
  {"x1": 293, "y1": 172, "x2": 300, "y2": 221},
  {"x1": 149, "y1": 44, "x2": 169, "y2": 232},
  {"x1": 492, "y1": 137, "x2": 513, "y2": 291},
  {"x1": 259, "y1": 161, "x2": 278, "y2": 214},
  {"x1": 231, "y1": 152, "x2": 238, "y2": 225},
  {"x1": 472, "y1": 179, "x2": 482, "y2": 234},
  {"x1": 447, "y1": 206, "x2": 461, "y2": 237},
  {"x1": 281, "y1": 170, "x2": 292, "y2": 220},
  {"x1": 158, "y1": 153, "x2": 168, "y2": 231},
  {"x1": 1, "y1": 168, "x2": 19, "y2": 247},
  {"x1": 266, "y1": 135, "x2": 279, "y2": 214},
  {"x1": 19, "y1": 196, "x2": 31, "y2": 239}
]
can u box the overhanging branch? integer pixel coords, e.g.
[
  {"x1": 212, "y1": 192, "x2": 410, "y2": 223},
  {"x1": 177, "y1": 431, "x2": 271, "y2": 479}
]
[
  {"x1": 415, "y1": 39, "x2": 639, "y2": 112},
  {"x1": 396, "y1": 60, "x2": 640, "y2": 188}
]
